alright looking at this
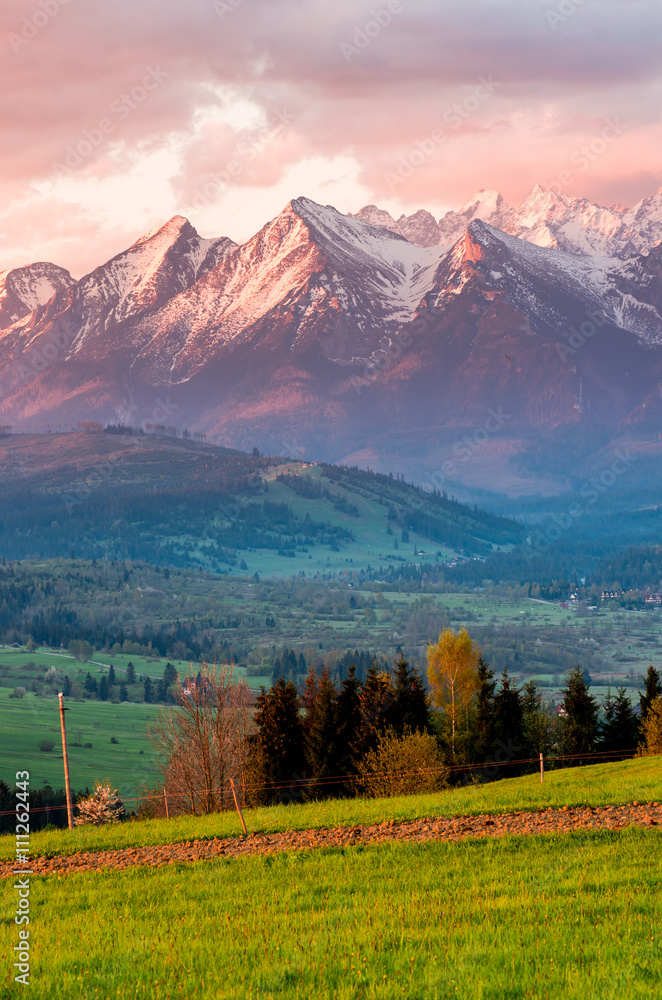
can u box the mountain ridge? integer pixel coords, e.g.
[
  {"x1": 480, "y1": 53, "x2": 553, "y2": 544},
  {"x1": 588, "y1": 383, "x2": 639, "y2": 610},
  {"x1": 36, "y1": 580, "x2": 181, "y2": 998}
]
[{"x1": 3, "y1": 187, "x2": 662, "y2": 497}]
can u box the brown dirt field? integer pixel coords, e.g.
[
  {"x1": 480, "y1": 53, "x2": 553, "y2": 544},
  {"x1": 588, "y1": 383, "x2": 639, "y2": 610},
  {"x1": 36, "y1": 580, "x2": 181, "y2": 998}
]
[{"x1": 2, "y1": 801, "x2": 661, "y2": 878}]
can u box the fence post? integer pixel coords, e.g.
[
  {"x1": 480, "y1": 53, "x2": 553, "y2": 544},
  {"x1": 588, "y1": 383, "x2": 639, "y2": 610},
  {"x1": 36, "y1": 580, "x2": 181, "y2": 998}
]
[
  {"x1": 58, "y1": 693, "x2": 74, "y2": 830},
  {"x1": 540, "y1": 752, "x2": 544, "y2": 784},
  {"x1": 230, "y1": 777, "x2": 248, "y2": 835},
  {"x1": 163, "y1": 788, "x2": 169, "y2": 819}
]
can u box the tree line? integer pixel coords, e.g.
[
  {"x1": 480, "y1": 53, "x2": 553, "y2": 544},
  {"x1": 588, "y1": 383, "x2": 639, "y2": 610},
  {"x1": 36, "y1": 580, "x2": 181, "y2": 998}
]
[{"x1": 147, "y1": 631, "x2": 662, "y2": 816}]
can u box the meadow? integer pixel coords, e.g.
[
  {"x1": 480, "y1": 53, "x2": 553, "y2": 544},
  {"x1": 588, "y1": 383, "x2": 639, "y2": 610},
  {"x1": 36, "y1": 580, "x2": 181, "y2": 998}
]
[
  {"x1": 2, "y1": 756, "x2": 659, "y2": 862},
  {"x1": 1, "y1": 827, "x2": 659, "y2": 998}
]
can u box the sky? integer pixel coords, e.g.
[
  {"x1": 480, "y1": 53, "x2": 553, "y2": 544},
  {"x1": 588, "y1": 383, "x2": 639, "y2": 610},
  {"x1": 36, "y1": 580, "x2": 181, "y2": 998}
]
[{"x1": 1, "y1": 0, "x2": 662, "y2": 276}]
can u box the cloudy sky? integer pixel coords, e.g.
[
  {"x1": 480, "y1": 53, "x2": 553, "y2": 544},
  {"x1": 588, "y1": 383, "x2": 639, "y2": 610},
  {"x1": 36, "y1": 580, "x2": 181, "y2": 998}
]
[{"x1": 2, "y1": 0, "x2": 661, "y2": 275}]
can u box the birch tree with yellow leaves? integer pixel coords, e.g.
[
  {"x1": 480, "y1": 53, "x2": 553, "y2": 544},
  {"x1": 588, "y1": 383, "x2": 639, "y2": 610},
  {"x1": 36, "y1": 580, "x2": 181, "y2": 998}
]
[{"x1": 426, "y1": 628, "x2": 481, "y2": 758}]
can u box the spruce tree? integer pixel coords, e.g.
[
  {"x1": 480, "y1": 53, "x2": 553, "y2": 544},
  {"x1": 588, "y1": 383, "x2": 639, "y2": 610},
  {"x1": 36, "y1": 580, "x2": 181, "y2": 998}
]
[
  {"x1": 390, "y1": 655, "x2": 429, "y2": 735},
  {"x1": 98, "y1": 676, "x2": 109, "y2": 701},
  {"x1": 119, "y1": 684, "x2": 128, "y2": 702},
  {"x1": 299, "y1": 666, "x2": 319, "y2": 742},
  {"x1": 357, "y1": 662, "x2": 394, "y2": 755},
  {"x1": 601, "y1": 686, "x2": 639, "y2": 753},
  {"x1": 305, "y1": 667, "x2": 342, "y2": 796},
  {"x1": 163, "y1": 662, "x2": 178, "y2": 686},
  {"x1": 253, "y1": 677, "x2": 306, "y2": 803},
  {"x1": 143, "y1": 676, "x2": 153, "y2": 703},
  {"x1": 560, "y1": 666, "x2": 599, "y2": 762},
  {"x1": 473, "y1": 656, "x2": 497, "y2": 761},
  {"x1": 336, "y1": 664, "x2": 363, "y2": 790},
  {"x1": 640, "y1": 665, "x2": 661, "y2": 724},
  {"x1": 108, "y1": 664, "x2": 116, "y2": 687},
  {"x1": 126, "y1": 662, "x2": 136, "y2": 685},
  {"x1": 493, "y1": 668, "x2": 524, "y2": 771}
]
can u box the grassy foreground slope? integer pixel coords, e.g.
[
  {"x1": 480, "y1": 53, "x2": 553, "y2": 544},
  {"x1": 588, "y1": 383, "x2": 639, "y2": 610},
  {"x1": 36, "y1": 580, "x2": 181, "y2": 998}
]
[
  {"x1": 1, "y1": 828, "x2": 660, "y2": 999},
  {"x1": 2, "y1": 756, "x2": 660, "y2": 861}
]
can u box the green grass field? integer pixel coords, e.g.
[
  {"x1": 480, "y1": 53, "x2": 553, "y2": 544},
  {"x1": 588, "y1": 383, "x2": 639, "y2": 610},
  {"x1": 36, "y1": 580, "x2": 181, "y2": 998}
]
[
  {"x1": 3, "y1": 756, "x2": 660, "y2": 862},
  {"x1": 0, "y1": 684, "x2": 160, "y2": 797},
  {"x1": 1, "y1": 827, "x2": 659, "y2": 998}
]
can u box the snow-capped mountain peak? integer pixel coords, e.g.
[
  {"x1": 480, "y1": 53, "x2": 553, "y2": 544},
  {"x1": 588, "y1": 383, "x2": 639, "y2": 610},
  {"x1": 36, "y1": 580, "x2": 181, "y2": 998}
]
[{"x1": 0, "y1": 262, "x2": 74, "y2": 330}]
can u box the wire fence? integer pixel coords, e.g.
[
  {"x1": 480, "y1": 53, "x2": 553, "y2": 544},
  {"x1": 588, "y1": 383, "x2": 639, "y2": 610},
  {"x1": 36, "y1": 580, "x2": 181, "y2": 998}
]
[{"x1": 0, "y1": 747, "x2": 639, "y2": 817}]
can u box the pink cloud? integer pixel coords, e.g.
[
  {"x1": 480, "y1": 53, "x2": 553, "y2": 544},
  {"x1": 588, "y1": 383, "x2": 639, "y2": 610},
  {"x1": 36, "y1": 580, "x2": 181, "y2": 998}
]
[{"x1": 1, "y1": 0, "x2": 662, "y2": 271}]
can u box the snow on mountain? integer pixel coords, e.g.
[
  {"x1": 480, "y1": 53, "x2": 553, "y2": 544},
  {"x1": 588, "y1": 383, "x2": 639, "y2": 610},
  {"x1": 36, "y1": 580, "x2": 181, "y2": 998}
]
[
  {"x1": 0, "y1": 262, "x2": 73, "y2": 330},
  {"x1": 127, "y1": 197, "x2": 448, "y2": 385},
  {"x1": 4, "y1": 217, "x2": 237, "y2": 361},
  {"x1": 430, "y1": 218, "x2": 662, "y2": 349},
  {"x1": 396, "y1": 210, "x2": 442, "y2": 247},
  {"x1": 353, "y1": 185, "x2": 662, "y2": 258},
  {"x1": 623, "y1": 188, "x2": 662, "y2": 250}
]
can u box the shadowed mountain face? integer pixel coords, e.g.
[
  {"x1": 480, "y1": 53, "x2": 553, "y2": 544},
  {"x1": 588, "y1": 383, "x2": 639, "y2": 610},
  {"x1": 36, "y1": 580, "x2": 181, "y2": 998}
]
[{"x1": 2, "y1": 191, "x2": 662, "y2": 495}]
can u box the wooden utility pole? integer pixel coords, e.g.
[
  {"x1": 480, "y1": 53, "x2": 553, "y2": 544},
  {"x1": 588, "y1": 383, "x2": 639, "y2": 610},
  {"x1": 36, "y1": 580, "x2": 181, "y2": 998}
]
[
  {"x1": 540, "y1": 752, "x2": 544, "y2": 784},
  {"x1": 230, "y1": 778, "x2": 248, "y2": 835},
  {"x1": 58, "y1": 693, "x2": 74, "y2": 830},
  {"x1": 163, "y1": 788, "x2": 169, "y2": 819}
]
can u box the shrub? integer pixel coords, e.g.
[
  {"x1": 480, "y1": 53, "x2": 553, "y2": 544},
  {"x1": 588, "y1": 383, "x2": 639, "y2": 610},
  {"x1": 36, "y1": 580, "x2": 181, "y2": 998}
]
[
  {"x1": 38, "y1": 739, "x2": 56, "y2": 752},
  {"x1": 356, "y1": 727, "x2": 447, "y2": 799},
  {"x1": 638, "y1": 698, "x2": 662, "y2": 756},
  {"x1": 10, "y1": 687, "x2": 27, "y2": 699},
  {"x1": 74, "y1": 781, "x2": 125, "y2": 826}
]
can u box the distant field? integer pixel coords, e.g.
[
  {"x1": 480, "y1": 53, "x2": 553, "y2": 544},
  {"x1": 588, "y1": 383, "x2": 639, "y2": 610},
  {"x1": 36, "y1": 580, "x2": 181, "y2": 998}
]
[
  {"x1": 0, "y1": 684, "x2": 159, "y2": 798},
  {"x1": 2, "y1": 827, "x2": 659, "y2": 998},
  {"x1": 0, "y1": 648, "x2": 271, "y2": 799},
  {"x1": 3, "y1": 756, "x2": 660, "y2": 862}
]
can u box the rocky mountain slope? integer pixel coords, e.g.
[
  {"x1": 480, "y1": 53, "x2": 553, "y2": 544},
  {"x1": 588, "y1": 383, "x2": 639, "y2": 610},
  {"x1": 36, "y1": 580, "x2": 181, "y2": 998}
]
[{"x1": 3, "y1": 187, "x2": 662, "y2": 495}]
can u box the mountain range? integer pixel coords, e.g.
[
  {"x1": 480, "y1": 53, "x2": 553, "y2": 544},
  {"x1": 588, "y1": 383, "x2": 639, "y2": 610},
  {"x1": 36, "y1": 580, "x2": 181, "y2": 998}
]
[{"x1": 4, "y1": 185, "x2": 662, "y2": 497}]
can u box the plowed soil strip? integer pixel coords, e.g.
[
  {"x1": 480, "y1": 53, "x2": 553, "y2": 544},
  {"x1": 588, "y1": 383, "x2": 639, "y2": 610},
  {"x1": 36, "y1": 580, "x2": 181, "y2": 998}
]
[{"x1": 4, "y1": 802, "x2": 661, "y2": 877}]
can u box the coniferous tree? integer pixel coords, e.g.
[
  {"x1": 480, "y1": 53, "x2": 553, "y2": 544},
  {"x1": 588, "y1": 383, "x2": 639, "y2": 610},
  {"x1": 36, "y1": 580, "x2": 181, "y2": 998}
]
[
  {"x1": 560, "y1": 666, "x2": 599, "y2": 762},
  {"x1": 336, "y1": 664, "x2": 363, "y2": 790},
  {"x1": 299, "y1": 666, "x2": 319, "y2": 742},
  {"x1": 521, "y1": 680, "x2": 555, "y2": 763},
  {"x1": 62, "y1": 674, "x2": 71, "y2": 697},
  {"x1": 163, "y1": 662, "x2": 178, "y2": 686},
  {"x1": 119, "y1": 684, "x2": 128, "y2": 702},
  {"x1": 84, "y1": 672, "x2": 98, "y2": 695},
  {"x1": 98, "y1": 675, "x2": 109, "y2": 701},
  {"x1": 108, "y1": 664, "x2": 116, "y2": 687},
  {"x1": 126, "y1": 662, "x2": 136, "y2": 685},
  {"x1": 143, "y1": 676, "x2": 153, "y2": 703},
  {"x1": 473, "y1": 656, "x2": 497, "y2": 762},
  {"x1": 640, "y1": 665, "x2": 661, "y2": 725},
  {"x1": 357, "y1": 662, "x2": 394, "y2": 755},
  {"x1": 305, "y1": 667, "x2": 342, "y2": 796},
  {"x1": 493, "y1": 668, "x2": 525, "y2": 773},
  {"x1": 601, "y1": 686, "x2": 639, "y2": 753},
  {"x1": 253, "y1": 677, "x2": 306, "y2": 803},
  {"x1": 390, "y1": 655, "x2": 429, "y2": 735}
]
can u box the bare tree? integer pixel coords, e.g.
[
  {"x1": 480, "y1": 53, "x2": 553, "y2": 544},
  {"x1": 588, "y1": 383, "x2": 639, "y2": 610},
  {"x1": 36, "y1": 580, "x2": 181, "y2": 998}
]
[{"x1": 149, "y1": 663, "x2": 253, "y2": 815}]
